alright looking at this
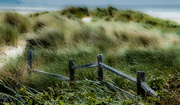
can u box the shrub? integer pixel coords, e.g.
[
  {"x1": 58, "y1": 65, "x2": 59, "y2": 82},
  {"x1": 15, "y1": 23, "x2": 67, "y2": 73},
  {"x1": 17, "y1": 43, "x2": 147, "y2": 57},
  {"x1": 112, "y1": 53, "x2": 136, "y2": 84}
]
[
  {"x1": 29, "y1": 11, "x2": 49, "y2": 17},
  {"x1": 91, "y1": 7, "x2": 109, "y2": 18},
  {"x1": 90, "y1": 6, "x2": 117, "y2": 19},
  {"x1": 107, "y1": 6, "x2": 118, "y2": 17},
  {"x1": 114, "y1": 10, "x2": 147, "y2": 22},
  {"x1": 61, "y1": 7, "x2": 89, "y2": 18}
]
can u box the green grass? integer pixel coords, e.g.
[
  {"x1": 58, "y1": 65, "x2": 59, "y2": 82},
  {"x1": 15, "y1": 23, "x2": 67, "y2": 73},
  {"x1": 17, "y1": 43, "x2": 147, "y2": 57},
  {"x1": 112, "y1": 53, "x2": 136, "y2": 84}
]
[
  {"x1": 0, "y1": 23, "x2": 19, "y2": 46},
  {"x1": 0, "y1": 7, "x2": 180, "y2": 104},
  {"x1": 61, "y1": 7, "x2": 89, "y2": 18},
  {"x1": 3, "y1": 12, "x2": 30, "y2": 33}
]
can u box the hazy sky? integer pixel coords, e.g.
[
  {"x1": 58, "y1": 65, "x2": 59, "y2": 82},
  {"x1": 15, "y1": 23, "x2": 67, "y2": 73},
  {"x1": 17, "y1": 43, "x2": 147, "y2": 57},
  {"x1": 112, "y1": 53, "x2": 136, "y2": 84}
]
[{"x1": 0, "y1": 0, "x2": 180, "y2": 5}]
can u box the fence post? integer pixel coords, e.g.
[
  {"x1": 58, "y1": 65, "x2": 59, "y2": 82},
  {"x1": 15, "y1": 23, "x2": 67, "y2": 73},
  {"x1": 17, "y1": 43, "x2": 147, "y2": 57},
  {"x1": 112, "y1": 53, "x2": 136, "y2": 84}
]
[
  {"x1": 27, "y1": 50, "x2": 33, "y2": 74},
  {"x1": 97, "y1": 54, "x2": 103, "y2": 81},
  {"x1": 69, "y1": 58, "x2": 75, "y2": 81},
  {"x1": 137, "y1": 71, "x2": 145, "y2": 96}
]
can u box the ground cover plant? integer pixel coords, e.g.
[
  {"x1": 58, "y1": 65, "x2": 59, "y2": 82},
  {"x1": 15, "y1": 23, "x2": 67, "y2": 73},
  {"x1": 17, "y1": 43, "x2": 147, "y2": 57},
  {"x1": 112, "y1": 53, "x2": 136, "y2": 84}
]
[{"x1": 0, "y1": 7, "x2": 180, "y2": 104}]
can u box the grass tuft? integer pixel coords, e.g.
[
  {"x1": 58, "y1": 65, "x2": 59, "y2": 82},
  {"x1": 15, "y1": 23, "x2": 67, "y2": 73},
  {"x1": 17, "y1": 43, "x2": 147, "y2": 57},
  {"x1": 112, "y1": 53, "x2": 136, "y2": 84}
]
[
  {"x1": 3, "y1": 12, "x2": 29, "y2": 33},
  {"x1": 0, "y1": 23, "x2": 19, "y2": 46}
]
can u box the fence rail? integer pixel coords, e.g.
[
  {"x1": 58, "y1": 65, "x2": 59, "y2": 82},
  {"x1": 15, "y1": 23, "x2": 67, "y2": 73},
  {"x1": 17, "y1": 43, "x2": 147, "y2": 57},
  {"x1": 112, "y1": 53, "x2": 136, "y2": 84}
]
[
  {"x1": 99, "y1": 62, "x2": 137, "y2": 83},
  {"x1": 100, "y1": 81, "x2": 136, "y2": 99},
  {"x1": 71, "y1": 62, "x2": 98, "y2": 69},
  {"x1": 32, "y1": 70, "x2": 70, "y2": 81},
  {"x1": 27, "y1": 50, "x2": 157, "y2": 99}
]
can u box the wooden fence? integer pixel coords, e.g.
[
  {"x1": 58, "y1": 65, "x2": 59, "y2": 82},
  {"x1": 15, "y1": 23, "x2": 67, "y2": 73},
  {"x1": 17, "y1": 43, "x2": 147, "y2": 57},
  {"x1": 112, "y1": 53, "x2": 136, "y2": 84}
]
[{"x1": 27, "y1": 50, "x2": 157, "y2": 98}]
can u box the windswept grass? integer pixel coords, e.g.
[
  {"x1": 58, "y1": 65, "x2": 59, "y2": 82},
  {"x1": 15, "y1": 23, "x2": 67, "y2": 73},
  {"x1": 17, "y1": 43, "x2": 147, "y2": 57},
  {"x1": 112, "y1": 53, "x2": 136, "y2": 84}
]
[
  {"x1": 33, "y1": 19, "x2": 47, "y2": 32},
  {"x1": 61, "y1": 7, "x2": 89, "y2": 18},
  {"x1": 90, "y1": 6, "x2": 118, "y2": 18},
  {"x1": 27, "y1": 27, "x2": 65, "y2": 49},
  {"x1": 3, "y1": 12, "x2": 30, "y2": 33},
  {"x1": 0, "y1": 7, "x2": 180, "y2": 104},
  {"x1": 0, "y1": 23, "x2": 19, "y2": 46},
  {"x1": 0, "y1": 12, "x2": 30, "y2": 46}
]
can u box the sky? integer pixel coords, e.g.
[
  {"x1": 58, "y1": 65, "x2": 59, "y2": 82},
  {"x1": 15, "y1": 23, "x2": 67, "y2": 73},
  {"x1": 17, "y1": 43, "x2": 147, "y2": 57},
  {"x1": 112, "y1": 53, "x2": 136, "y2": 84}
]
[{"x1": 0, "y1": 0, "x2": 180, "y2": 5}]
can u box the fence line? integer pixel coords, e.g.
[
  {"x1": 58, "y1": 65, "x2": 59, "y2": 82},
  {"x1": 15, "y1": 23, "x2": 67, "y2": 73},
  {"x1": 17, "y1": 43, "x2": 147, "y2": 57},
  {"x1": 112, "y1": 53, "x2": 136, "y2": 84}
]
[{"x1": 27, "y1": 50, "x2": 157, "y2": 99}]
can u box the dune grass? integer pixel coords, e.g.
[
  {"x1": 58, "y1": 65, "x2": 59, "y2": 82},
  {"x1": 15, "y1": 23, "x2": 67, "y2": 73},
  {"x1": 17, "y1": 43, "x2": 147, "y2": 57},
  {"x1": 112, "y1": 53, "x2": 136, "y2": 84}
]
[
  {"x1": 60, "y1": 7, "x2": 89, "y2": 18},
  {"x1": 0, "y1": 7, "x2": 180, "y2": 104},
  {"x1": 0, "y1": 12, "x2": 30, "y2": 46},
  {"x1": 3, "y1": 12, "x2": 30, "y2": 33},
  {"x1": 0, "y1": 23, "x2": 19, "y2": 46}
]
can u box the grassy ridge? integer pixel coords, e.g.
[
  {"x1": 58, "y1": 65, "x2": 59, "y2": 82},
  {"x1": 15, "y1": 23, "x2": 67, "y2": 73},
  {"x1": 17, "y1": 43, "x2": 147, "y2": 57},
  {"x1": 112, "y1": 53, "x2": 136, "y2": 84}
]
[{"x1": 0, "y1": 7, "x2": 180, "y2": 104}]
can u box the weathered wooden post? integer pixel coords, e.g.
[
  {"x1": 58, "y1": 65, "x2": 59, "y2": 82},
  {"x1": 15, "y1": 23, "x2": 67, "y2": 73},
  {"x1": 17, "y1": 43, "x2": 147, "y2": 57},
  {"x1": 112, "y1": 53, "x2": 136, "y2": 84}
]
[
  {"x1": 97, "y1": 54, "x2": 103, "y2": 81},
  {"x1": 69, "y1": 58, "x2": 75, "y2": 81},
  {"x1": 27, "y1": 50, "x2": 33, "y2": 74},
  {"x1": 137, "y1": 71, "x2": 145, "y2": 96}
]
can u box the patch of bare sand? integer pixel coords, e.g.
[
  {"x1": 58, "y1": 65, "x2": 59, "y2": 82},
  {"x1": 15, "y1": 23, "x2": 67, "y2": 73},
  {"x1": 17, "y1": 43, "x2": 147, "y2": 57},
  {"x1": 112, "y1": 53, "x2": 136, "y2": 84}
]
[
  {"x1": 0, "y1": 40, "x2": 26, "y2": 68},
  {"x1": 82, "y1": 17, "x2": 92, "y2": 23}
]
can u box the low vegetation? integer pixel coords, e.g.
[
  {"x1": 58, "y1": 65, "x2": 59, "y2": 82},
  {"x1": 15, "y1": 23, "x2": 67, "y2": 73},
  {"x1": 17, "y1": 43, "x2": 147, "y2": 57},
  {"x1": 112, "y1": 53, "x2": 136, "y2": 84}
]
[
  {"x1": 0, "y1": 7, "x2": 180, "y2": 104},
  {"x1": 60, "y1": 7, "x2": 89, "y2": 18}
]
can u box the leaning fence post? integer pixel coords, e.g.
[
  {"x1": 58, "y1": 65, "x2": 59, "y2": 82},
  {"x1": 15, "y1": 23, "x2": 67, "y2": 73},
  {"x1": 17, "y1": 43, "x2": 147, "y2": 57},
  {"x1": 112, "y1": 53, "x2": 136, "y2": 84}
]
[
  {"x1": 97, "y1": 54, "x2": 103, "y2": 81},
  {"x1": 137, "y1": 71, "x2": 145, "y2": 96},
  {"x1": 27, "y1": 50, "x2": 33, "y2": 74},
  {"x1": 69, "y1": 58, "x2": 75, "y2": 81}
]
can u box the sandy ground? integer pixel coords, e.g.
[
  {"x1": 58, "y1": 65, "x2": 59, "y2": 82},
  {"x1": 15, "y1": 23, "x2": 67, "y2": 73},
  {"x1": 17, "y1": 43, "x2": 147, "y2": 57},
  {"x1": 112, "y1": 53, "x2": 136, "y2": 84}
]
[
  {"x1": 0, "y1": 40, "x2": 26, "y2": 68},
  {"x1": 82, "y1": 17, "x2": 92, "y2": 23}
]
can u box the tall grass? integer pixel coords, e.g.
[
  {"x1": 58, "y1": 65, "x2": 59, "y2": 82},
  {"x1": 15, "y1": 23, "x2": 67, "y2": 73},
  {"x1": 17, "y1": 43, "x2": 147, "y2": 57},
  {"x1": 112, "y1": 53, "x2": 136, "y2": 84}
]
[
  {"x1": 0, "y1": 7, "x2": 180, "y2": 104},
  {"x1": 61, "y1": 7, "x2": 89, "y2": 18},
  {"x1": 90, "y1": 6, "x2": 118, "y2": 18},
  {"x1": 27, "y1": 27, "x2": 65, "y2": 49},
  {"x1": 0, "y1": 23, "x2": 19, "y2": 46},
  {"x1": 3, "y1": 12, "x2": 30, "y2": 33}
]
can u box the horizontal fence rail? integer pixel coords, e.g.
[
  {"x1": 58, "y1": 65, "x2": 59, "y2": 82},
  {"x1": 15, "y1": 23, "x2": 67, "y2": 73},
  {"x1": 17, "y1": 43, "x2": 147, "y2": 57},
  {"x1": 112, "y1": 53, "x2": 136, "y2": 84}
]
[
  {"x1": 71, "y1": 62, "x2": 98, "y2": 69},
  {"x1": 99, "y1": 62, "x2": 137, "y2": 83},
  {"x1": 27, "y1": 50, "x2": 157, "y2": 99},
  {"x1": 141, "y1": 82, "x2": 157, "y2": 96},
  {"x1": 32, "y1": 70, "x2": 70, "y2": 81}
]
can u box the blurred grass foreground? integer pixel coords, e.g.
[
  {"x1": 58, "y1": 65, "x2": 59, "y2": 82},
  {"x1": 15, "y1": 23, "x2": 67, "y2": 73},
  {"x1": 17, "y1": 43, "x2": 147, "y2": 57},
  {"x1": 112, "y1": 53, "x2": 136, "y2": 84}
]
[{"x1": 0, "y1": 6, "x2": 180, "y2": 104}]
